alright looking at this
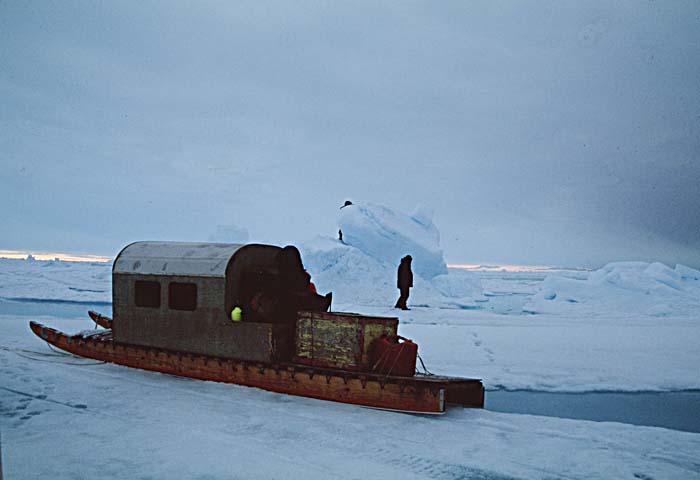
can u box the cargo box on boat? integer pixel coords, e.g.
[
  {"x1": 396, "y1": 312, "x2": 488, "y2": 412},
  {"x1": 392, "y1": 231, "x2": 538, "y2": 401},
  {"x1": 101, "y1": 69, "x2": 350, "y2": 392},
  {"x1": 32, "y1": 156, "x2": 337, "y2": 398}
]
[
  {"x1": 294, "y1": 311, "x2": 398, "y2": 370},
  {"x1": 371, "y1": 335, "x2": 418, "y2": 377}
]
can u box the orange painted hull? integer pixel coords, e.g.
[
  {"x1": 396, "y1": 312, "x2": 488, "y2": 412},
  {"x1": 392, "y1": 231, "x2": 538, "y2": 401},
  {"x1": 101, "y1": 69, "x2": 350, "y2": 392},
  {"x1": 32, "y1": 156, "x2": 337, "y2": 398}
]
[
  {"x1": 29, "y1": 321, "x2": 484, "y2": 414},
  {"x1": 88, "y1": 310, "x2": 112, "y2": 329}
]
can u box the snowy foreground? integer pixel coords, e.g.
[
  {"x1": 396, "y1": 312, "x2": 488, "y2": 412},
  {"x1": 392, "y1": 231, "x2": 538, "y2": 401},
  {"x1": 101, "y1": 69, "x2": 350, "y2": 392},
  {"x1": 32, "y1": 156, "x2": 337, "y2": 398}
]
[
  {"x1": 2, "y1": 317, "x2": 699, "y2": 480},
  {"x1": 1, "y1": 258, "x2": 700, "y2": 479}
]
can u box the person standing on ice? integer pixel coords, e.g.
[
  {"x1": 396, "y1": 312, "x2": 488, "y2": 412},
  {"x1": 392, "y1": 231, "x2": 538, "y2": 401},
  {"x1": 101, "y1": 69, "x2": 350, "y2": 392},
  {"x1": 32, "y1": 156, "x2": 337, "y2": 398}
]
[{"x1": 395, "y1": 255, "x2": 413, "y2": 310}]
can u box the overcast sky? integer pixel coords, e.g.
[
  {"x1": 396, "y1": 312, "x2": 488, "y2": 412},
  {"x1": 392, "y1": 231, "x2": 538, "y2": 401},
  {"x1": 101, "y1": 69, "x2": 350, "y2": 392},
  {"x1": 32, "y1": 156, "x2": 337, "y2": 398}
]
[{"x1": 2, "y1": 1, "x2": 699, "y2": 267}]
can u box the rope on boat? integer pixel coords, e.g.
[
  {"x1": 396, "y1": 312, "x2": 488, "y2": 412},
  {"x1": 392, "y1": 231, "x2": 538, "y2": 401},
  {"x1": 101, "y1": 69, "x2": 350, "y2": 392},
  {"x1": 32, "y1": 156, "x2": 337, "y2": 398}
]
[{"x1": 417, "y1": 353, "x2": 433, "y2": 376}]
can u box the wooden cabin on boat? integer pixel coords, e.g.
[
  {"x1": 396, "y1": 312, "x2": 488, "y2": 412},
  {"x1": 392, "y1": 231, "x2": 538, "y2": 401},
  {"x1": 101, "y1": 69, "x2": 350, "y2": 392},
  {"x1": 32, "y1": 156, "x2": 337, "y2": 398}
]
[
  {"x1": 112, "y1": 241, "x2": 293, "y2": 362},
  {"x1": 112, "y1": 241, "x2": 401, "y2": 373}
]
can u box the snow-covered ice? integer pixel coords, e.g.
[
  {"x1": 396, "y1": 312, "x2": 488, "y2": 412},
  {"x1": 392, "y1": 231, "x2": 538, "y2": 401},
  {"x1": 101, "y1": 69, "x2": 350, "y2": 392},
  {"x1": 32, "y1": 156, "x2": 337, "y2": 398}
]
[
  {"x1": 525, "y1": 261, "x2": 700, "y2": 318},
  {"x1": 1, "y1": 316, "x2": 699, "y2": 480},
  {"x1": 0, "y1": 258, "x2": 111, "y2": 304},
  {"x1": 1, "y1": 256, "x2": 699, "y2": 478}
]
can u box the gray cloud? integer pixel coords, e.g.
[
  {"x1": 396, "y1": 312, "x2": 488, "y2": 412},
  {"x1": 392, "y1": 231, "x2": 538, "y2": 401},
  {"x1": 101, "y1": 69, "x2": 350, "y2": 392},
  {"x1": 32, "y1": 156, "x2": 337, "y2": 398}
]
[{"x1": 1, "y1": 1, "x2": 699, "y2": 267}]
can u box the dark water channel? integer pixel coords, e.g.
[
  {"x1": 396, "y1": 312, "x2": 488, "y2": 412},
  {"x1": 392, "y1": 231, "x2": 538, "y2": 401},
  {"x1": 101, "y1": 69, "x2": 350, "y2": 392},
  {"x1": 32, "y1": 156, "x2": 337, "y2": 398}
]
[
  {"x1": 486, "y1": 390, "x2": 700, "y2": 433},
  {"x1": 3, "y1": 298, "x2": 698, "y2": 433},
  {"x1": 0, "y1": 298, "x2": 112, "y2": 318}
]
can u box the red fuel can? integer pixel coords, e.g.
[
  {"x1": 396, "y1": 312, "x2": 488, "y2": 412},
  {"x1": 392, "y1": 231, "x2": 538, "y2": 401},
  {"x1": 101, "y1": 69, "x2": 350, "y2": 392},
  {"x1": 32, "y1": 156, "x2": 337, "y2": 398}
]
[{"x1": 370, "y1": 335, "x2": 418, "y2": 377}]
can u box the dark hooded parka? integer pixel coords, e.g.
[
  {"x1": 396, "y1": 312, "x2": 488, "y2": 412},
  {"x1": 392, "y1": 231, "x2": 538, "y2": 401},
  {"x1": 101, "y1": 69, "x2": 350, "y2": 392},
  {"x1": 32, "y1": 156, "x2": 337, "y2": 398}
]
[
  {"x1": 275, "y1": 245, "x2": 332, "y2": 322},
  {"x1": 395, "y1": 255, "x2": 413, "y2": 310}
]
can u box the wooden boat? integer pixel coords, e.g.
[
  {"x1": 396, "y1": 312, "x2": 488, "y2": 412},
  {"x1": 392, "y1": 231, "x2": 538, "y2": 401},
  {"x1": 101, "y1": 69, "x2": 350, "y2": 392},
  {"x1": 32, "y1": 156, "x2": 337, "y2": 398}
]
[
  {"x1": 30, "y1": 319, "x2": 483, "y2": 414},
  {"x1": 29, "y1": 241, "x2": 484, "y2": 414}
]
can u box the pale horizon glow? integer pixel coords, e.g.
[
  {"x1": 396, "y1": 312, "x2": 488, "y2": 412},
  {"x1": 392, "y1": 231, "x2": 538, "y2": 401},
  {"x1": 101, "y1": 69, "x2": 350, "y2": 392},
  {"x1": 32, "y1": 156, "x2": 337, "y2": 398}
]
[
  {"x1": 0, "y1": 249, "x2": 111, "y2": 263},
  {"x1": 0, "y1": 248, "x2": 590, "y2": 272},
  {"x1": 447, "y1": 263, "x2": 590, "y2": 272},
  {"x1": 0, "y1": 249, "x2": 676, "y2": 272}
]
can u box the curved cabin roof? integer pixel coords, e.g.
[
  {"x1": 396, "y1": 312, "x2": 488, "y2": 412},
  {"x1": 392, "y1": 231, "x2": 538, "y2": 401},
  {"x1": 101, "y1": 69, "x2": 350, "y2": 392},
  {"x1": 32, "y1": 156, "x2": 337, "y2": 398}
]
[{"x1": 113, "y1": 241, "x2": 245, "y2": 277}]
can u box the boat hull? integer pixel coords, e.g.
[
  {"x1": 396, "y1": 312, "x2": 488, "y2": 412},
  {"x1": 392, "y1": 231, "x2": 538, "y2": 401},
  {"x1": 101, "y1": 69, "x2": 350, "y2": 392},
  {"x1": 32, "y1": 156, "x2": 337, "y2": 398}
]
[{"x1": 29, "y1": 321, "x2": 484, "y2": 414}]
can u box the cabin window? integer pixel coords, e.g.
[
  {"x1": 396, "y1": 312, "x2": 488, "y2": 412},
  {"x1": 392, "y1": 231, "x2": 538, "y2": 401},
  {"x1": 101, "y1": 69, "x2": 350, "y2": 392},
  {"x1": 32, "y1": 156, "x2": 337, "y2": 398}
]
[
  {"x1": 168, "y1": 282, "x2": 197, "y2": 311},
  {"x1": 134, "y1": 280, "x2": 161, "y2": 308}
]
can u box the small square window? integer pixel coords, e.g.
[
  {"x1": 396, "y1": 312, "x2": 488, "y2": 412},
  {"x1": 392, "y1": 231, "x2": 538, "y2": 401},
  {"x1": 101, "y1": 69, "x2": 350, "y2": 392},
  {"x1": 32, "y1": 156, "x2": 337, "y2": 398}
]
[
  {"x1": 169, "y1": 282, "x2": 197, "y2": 311},
  {"x1": 135, "y1": 281, "x2": 161, "y2": 308}
]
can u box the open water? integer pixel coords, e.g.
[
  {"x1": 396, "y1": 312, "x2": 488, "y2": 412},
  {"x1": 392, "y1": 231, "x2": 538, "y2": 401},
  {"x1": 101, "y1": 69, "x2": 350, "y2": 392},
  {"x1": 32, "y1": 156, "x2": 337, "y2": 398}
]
[{"x1": 486, "y1": 389, "x2": 700, "y2": 433}]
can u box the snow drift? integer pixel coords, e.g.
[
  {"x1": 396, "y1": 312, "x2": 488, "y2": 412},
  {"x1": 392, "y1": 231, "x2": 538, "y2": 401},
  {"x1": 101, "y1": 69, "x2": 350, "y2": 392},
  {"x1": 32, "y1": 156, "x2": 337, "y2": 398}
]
[{"x1": 525, "y1": 261, "x2": 700, "y2": 317}]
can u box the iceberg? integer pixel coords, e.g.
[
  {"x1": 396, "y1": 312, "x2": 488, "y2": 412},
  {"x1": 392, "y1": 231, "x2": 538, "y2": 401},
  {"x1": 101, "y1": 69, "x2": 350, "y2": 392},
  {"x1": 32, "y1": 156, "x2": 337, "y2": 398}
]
[
  {"x1": 300, "y1": 202, "x2": 482, "y2": 309},
  {"x1": 337, "y1": 203, "x2": 447, "y2": 279}
]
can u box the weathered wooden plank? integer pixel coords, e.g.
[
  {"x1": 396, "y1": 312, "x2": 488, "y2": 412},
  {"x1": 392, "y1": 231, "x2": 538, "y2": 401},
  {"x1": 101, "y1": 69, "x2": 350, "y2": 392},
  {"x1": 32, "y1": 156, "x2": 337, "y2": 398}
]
[{"x1": 294, "y1": 311, "x2": 398, "y2": 370}]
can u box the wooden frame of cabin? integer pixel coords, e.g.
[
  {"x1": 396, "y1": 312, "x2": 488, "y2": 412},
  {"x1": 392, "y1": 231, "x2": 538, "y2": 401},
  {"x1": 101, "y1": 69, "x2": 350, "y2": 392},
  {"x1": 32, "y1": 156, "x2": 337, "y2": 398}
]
[{"x1": 112, "y1": 241, "x2": 292, "y2": 362}]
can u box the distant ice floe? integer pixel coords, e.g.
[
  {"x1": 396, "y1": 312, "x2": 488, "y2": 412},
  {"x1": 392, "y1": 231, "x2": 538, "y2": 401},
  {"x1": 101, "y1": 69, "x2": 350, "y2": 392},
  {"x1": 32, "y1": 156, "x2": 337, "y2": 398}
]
[
  {"x1": 525, "y1": 261, "x2": 700, "y2": 317},
  {"x1": 301, "y1": 202, "x2": 483, "y2": 308},
  {"x1": 0, "y1": 257, "x2": 112, "y2": 304}
]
